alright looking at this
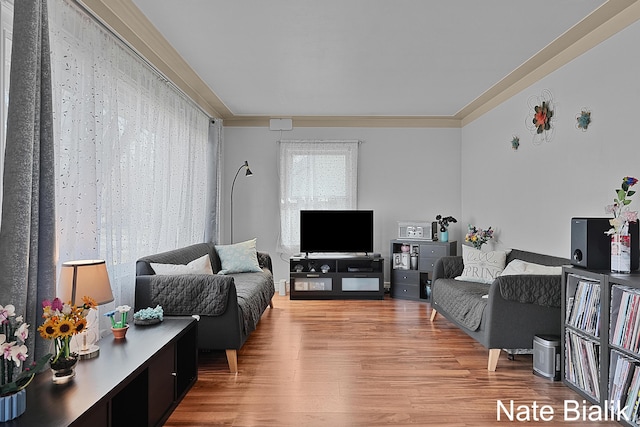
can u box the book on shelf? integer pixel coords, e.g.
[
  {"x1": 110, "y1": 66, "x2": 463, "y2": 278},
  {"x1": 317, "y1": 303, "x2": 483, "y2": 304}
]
[
  {"x1": 566, "y1": 296, "x2": 574, "y2": 322},
  {"x1": 567, "y1": 279, "x2": 601, "y2": 337},
  {"x1": 623, "y1": 364, "x2": 640, "y2": 422},
  {"x1": 609, "y1": 350, "x2": 634, "y2": 406},
  {"x1": 611, "y1": 286, "x2": 640, "y2": 353},
  {"x1": 565, "y1": 331, "x2": 600, "y2": 400},
  {"x1": 624, "y1": 365, "x2": 640, "y2": 425},
  {"x1": 632, "y1": 290, "x2": 640, "y2": 353},
  {"x1": 611, "y1": 288, "x2": 631, "y2": 346}
]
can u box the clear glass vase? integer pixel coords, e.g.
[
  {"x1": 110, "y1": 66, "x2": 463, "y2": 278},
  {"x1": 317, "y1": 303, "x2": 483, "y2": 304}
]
[
  {"x1": 611, "y1": 231, "x2": 631, "y2": 273},
  {"x1": 50, "y1": 354, "x2": 78, "y2": 384}
]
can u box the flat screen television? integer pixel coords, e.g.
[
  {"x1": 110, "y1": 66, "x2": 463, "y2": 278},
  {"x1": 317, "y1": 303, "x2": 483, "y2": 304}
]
[{"x1": 300, "y1": 210, "x2": 374, "y2": 254}]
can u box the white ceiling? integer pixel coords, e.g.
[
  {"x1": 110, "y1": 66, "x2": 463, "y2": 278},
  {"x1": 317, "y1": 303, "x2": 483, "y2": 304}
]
[{"x1": 128, "y1": 0, "x2": 610, "y2": 119}]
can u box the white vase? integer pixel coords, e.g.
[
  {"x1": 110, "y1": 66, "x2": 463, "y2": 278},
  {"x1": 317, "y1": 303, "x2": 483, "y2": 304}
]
[
  {"x1": 611, "y1": 232, "x2": 631, "y2": 273},
  {"x1": 0, "y1": 389, "x2": 26, "y2": 422}
]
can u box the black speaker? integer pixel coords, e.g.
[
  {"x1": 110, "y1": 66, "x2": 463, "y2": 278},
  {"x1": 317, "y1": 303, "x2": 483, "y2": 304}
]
[
  {"x1": 431, "y1": 221, "x2": 438, "y2": 241},
  {"x1": 571, "y1": 217, "x2": 639, "y2": 270}
]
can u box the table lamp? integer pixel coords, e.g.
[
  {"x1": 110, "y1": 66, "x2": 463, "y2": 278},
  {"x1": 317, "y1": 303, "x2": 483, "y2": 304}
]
[{"x1": 58, "y1": 259, "x2": 114, "y2": 359}]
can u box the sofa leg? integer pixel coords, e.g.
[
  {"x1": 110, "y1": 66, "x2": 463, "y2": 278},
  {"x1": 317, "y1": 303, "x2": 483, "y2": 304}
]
[
  {"x1": 269, "y1": 298, "x2": 274, "y2": 309},
  {"x1": 226, "y1": 349, "x2": 238, "y2": 373},
  {"x1": 488, "y1": 348, "x2": 501, "y2": 371},
  {"x1": 430, "y1": 309, "x2": 438, "y2": 322}
]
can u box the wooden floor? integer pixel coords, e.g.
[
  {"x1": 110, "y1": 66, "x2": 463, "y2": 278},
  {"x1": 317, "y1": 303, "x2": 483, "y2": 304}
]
[{"x1": 165, "y1": 294, "x2": 617, "y2": 426}]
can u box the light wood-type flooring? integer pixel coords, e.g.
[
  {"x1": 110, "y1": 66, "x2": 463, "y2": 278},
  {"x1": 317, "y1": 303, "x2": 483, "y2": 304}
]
[{"x1": 165, "y1": 294, "x2": 617, "y2": 426}]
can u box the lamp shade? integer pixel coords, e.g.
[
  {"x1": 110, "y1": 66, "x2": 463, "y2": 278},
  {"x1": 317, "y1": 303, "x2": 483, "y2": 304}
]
[{"x1": 58, "y1": 260, "x2": 114, "y2": 305}]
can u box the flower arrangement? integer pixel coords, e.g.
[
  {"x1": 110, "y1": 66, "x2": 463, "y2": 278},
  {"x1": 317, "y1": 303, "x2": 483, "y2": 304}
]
[
  {"x1": 605, "y1": 176, "x2": 638, "y2": 235},
  {"x1": 465, "y1": 225, "x2": 494, "y2": 249},
  {"x1": 1, "y1": 304, "x2": 51, "y2": 396},
  {"x1": 105, "y1": 305, "x2": 131, "y2": 329},
  {"x1": 38, "y1": 297, "x2": 96, "y2": 366},
  {"x1": 435, "y1": 215, "x2": 457, "y2": 232}
]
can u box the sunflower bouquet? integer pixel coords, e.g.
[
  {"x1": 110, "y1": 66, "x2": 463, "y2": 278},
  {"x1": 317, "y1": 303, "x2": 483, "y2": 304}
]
[{"x1": 38, "y1": 297, "x2": 97, "y2": 366}]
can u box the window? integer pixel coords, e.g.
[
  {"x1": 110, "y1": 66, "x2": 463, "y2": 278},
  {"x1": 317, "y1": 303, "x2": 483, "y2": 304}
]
[{"x1": 278, "y1": 140, "x2": 359, "y2": 253}]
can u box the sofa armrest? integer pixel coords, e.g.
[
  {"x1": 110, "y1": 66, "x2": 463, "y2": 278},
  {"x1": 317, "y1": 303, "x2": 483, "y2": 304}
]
[
  {"x1": 433, "y1": 256, "x2": 464, "y2": 281},
  {"x1": 483, "y1": 277, "x2": 562, "y2": 349},
  {"x1": 135, "y1": 274, "x2": 235, "y2": 316},
  {"x1": 493, "y1": 274, "x2": 562, "y2": 308},
  {"x1": 257, "y1": 251, "x2": 273, "y2": 273}
]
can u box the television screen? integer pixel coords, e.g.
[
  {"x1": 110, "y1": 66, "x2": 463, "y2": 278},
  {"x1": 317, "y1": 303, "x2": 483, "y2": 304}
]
[{"x1": 300, "y1": 210, "x2": 374, "y2": 254}]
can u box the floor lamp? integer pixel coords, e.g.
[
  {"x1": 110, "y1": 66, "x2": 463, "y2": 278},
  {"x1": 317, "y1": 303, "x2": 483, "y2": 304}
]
[
  {"x1": 58, "y1": 259, "x2": 114, "y2": 359},
  {"x1": 230, "y1": 160, "x2": 253, "y2": 243}
]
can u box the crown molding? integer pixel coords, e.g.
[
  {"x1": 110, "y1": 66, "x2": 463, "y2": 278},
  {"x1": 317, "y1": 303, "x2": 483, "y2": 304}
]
[
  {"x1": 80, "y1": 0, "x2": 640, "y2": 128},
  {"x1": 459, "y1": 0, "x2": 640, "y2": 126},
  {"x1": 223, "y1": 116, "x2": 461, "y2": 128}
]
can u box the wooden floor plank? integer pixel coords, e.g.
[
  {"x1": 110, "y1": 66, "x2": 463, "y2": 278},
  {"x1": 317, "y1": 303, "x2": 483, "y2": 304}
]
[{"x1": 165, "y1": 294, "x2": 617, "y2": 426}]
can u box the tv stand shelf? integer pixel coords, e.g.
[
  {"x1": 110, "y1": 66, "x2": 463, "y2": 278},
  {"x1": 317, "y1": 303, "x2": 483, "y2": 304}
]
[{"x1": 290, "y1": 254, "x2": 384, "y2": 300}]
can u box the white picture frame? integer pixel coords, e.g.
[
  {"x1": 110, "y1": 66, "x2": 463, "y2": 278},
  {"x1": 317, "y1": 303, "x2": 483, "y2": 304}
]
[{"x1": 393, "y1": 253, "x2": 410, "y2": 270}]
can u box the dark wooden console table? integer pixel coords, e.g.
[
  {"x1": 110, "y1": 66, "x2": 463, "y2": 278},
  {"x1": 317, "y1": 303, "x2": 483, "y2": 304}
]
[{"x1": 6, "y1": 316, "x2": 197, "y2": 427}]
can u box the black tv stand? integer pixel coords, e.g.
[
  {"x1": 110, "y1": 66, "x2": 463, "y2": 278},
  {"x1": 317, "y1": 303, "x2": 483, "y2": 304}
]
[
  {"x1": 299, "y1": 252, "x2": 378, "y2": 259},
  {"x1": 347, "y1": 267, "x2": 374, "y2": 272},
  {"x1": 290, "y1": 254, "x2": 384, "y2": 300}
]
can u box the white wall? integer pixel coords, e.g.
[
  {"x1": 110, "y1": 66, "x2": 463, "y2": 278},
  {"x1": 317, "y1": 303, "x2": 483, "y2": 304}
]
[
  {"x1": 222, "y1": 20, "x2": 640, "y2": 278},
  {"x1": 222, "y1": 126, "x2": 461, "y2": 282},
  {"x1": 461, "y1": 19, "x2": 640, "y2": 258}
]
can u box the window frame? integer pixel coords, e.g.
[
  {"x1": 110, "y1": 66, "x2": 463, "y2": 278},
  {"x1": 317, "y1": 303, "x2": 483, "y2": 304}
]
[{"x1": 277, "y1": 139, "x2": 359, "y2": 254}]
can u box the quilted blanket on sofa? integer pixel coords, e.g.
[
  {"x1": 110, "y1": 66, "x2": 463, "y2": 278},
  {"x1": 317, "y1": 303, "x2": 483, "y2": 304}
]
[
  {"x1": 498, "y1": 275, "x2": 562, "y2": 308},
  {"x1": 433, "y1": 278, "x2": 489, "y2": 331},
  {"x1": 149, "y1": 274, "x2": 231, "y2": 316},
  {"x1": 228, "y1": 270, "x2": 275, "y2": 335},
  {"x1": 149, "y1": 269, "x2": 274, "y2": 335}
]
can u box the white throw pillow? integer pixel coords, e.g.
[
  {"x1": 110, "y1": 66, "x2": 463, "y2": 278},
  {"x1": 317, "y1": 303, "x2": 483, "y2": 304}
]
[
  {"x1": 455, "y1": 245, "x2": 508, "y2": 284},
  {"x1": 151, "y1": 253, "x2": 214, "y2": 275},
  {"x1": 499, "y1": 259, "x2": 562, "y2": 276},
  {"x1": 214, "y1": 238, "x2": 262, "y2": 274}
]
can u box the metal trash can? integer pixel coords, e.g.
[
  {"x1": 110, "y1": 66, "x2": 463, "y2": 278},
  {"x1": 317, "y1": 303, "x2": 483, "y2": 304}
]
[{"x1": 533, "y1": 334, "x2": 561, "y2": 381}]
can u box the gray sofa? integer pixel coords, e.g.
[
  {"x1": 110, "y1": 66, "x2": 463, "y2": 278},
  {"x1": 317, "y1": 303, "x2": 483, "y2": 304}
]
[
  {"x1": 430, "y1": 249, "x2": 569, "y2": 371},
  {"x1": 134, "y1": 242, "x2": 275, "y2": 373}
]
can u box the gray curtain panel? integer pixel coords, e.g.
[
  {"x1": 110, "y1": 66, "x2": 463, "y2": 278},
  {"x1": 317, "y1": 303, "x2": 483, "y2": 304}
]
[
  {"x1": 0, "y1": 0, "x2": 56, "y2": 360},
  {"x1": 204, "y1": 119, "x2": 221, "y2": 243}
]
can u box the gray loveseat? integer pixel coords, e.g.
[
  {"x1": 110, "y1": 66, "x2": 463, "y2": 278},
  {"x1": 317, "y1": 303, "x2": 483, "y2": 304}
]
[
  {"x1": 134, "y1": 242, "x2": 275, "y2": 373},
  {"x1": 430, "y1": 249, "x2": 569, "y2": 371}
]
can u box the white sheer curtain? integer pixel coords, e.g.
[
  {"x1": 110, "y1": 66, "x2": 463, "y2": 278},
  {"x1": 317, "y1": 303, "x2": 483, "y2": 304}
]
[
  {"x1": 278, "y1": 140, "x2": 359, "y2": 254},
  {"x1": 48, "y1": 0, "x2": 210, "y2": 307},
  {"x1": 0, "y1": 0, "x2": 13, "y2": 213},
  {"x1": 205, "y1": 119, "x2": 222, "y2": 243}
]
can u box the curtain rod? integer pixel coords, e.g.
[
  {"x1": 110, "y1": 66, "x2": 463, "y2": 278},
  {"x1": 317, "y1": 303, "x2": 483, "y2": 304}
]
[
  {"x1": 71, "y1": 0, "x2": 216, "y2": 121},
  {"x1": 277, "y1": 139, "x2": 362, "y2": 144}
]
